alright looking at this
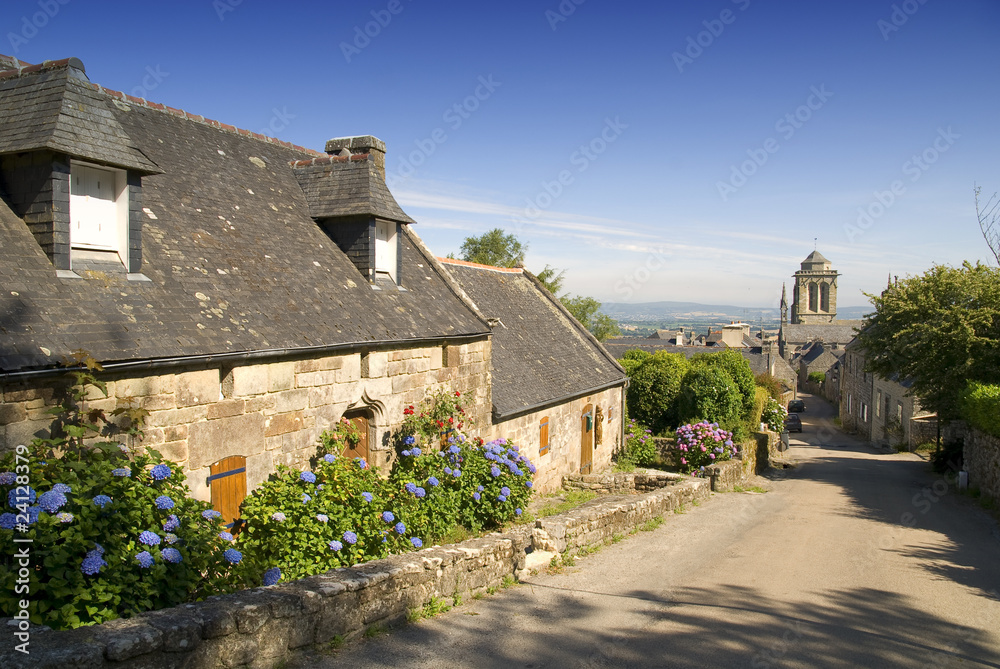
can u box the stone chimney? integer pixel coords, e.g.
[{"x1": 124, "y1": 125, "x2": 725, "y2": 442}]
[{"x1": 325, "y1": 135, "x2": 386, "y2": 180}]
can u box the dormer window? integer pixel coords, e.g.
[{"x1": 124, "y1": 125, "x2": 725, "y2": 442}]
[
  {"x1": 70, "y1": 161, "x2": 132, "y2": 269},
  {"x1": 375, "y1": 219, "x2": 397, "y2": 283}
]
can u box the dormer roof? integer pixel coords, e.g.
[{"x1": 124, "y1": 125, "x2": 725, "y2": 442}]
[
  {"x1": 0, "y1": 58, "x2": 161, "y2": 173},
  {"x1": 290, "y1": 154, "x2": 415, "y2": 224}
]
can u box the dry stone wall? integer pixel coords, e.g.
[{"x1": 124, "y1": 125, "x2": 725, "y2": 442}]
[
  {"x1": 1, "y1": 477, "x2": 710, "y2": 669},
  {"x1": 964, "y1": 427, "x2": 1000, "y2": 508},
  {"x1": 0, "y1": 339, "x2": 491, "y2": 499}
]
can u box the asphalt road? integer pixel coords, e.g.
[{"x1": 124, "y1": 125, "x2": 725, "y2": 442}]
[{"x1": 290, "y1": 393, "x2": 1000, "y2": 668}]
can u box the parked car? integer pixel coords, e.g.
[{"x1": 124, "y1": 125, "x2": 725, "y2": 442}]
[
  {"x1": 785, "y1": 414, "x2": 802, "y2": 432},
  {"x1": 787, "y1": 399, "x2": 805, "y2": 413}
]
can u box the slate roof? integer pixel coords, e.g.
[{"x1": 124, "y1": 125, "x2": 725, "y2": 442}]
[
  {"x1": 0, "y1": 59, "x2": 489, "y2": 374},
  {"x1": 802, "y1": 250, "x2": 829, "y2": 265},
  {"x1": 439, "y1": 259, "x2": 625, "y2": 419},
  {"x1": 0, "y1": 59, "x2": 160, "y2": 173},
  {"x1": 291, "y1": 155, "x2": 415, "y2": 224},
  {"x1": 782, "y1": 321, "x2": 862, "y2": 345}
]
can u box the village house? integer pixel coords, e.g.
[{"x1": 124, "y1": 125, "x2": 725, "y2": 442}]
[
  {"x1": 839, "y1": 339, "x2": 937, "y2": 449},
  {"x1": 0, "y1": 55, "x2": 613, "y2": 517},
  {"x1": 439, "y1": 258, "x2": 627, "y2": 492}
]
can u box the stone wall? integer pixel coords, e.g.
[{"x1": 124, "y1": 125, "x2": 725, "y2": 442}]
[
  {"x1": 563, "y1": 469, "x2": 686, "y2": 494},
  {"x1": 964, "y1": 427, "x2": 1000, "y2": 507},
  {"x1": 0, "y1": 339, "x2": 491, "y2": 500},
  {"x1": 488, "y1": 386, "x2": 623, "y2": 494},
  {"x1": 2, "y1": 477, "x2": 710, "y2": 669}
]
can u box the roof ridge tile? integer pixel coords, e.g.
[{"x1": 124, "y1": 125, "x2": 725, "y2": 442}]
[
  {"x1": 437, "y1": 257, "x2": 524, "y2": 274},
  {"x1": 90, "y1": 82, "x2": 325, "y2": 157}
]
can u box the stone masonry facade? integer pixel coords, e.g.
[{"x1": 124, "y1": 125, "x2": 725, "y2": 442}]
[
  {"x1": 487, "y1": 386, "x2": 624, "y2": 494},
  {"x1": 0, "y1": 339, "x2": 491, "y2": 500}
]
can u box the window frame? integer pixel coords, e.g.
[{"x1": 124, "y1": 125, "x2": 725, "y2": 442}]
[{"x1": 69, "y1": 160, "x2": 131, "y2": 269}]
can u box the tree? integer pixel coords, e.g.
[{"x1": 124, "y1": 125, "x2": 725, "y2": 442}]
[
  {"x1": 856, "y1": 262, "x2": 1000, "y2": 420},
  {"x1": 535, "y1": 264, "x2": 566, "y2": 296},
  {"x1": 689, "y1": 349, "x2": 756, "y2": 421},
  {"x1": 626, "y1": 351, "x2": 690, "y2": 434},
  {"x1": 561, "y1": 295, "x2": 622, "y2": 342},
  {"x1": 618, "y1": 349, "x2": 651, "y2": 377},
  {"x1": 459, "y1": 228, "x2": 526, "y2": 268},
  {"x1": 975, "y1": 185, "x2": 1000, "y2": 265},
  {"x1": 676, "y1": 366, "x2": 744, "y2": 431}
]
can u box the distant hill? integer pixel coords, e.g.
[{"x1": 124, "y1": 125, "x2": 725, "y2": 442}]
[{"x1": 602, "y1": 301, "x2": 873, "y2": 322}]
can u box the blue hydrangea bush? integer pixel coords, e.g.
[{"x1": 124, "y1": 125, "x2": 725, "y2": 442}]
[
  {"x1": 236, "y1": 389, "x2": 536, "y2": 579},
  {"x1": 0, "y1": 357, "x2": 255, "y2": 629},
  {"x1": 673, "y1": 421, "x2": 738, "y2": 476},
  {"x1": 236, "y1": 455, "x2": 416, "y2": 581}
]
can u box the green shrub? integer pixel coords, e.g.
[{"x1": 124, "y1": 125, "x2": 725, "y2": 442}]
[
  {"x1": 808, "y1": 371, "x2": 827, "y2": 384},
  {"x1": 626, "y1": 351, "x2": 689, "y2": 434},
  {"x1": 961, "y1": 382, "x2": 1000, "y2": 438},
  {"x1": 237, "y1": 456, "x2": 410, "y2": 582},
  {"x1": 755, "y1": 373, "x2": 784, "y2": 401},
  {"x1": 676, "y1": 366, "x2": 743, "y2": 433},
  {"x1": 618, "y1": 349, "x2": 651, "y2": 377},
  {"x1": 619, "y1": 419, "x2": 658, "y2": 467},
  {"x1": 237, "y1": 390, "x2": 535, "y2": 579},
  {"x1": 0, "y1": 358, "x2": 253, "y2": 630},
  {"x1": 690, "y1": 350, "x2": 756, "y2": 420},
  {"x1": 672, "y1": 421, "x2": 738, "y2": 476},
  {"x1": 760, "y1": 396, "x2": 787, "y2": 433}
]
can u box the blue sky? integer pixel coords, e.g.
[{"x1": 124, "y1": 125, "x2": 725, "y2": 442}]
[{"x1": 4, "y1": 0, "x2": 999, "y2": 307}]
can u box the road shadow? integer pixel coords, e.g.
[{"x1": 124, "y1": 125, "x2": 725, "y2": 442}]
[
  {"x1": 782, "y1": 396, "x2": 1000, "y2": 603},
  {"x1": 295, "y1": 580, "x2": 1000, "y2": 668}
]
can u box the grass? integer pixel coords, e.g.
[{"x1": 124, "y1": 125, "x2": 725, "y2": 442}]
[
  {"x1": 535, "y1": 489, "x2": 597, "y2": 518},
  {"x1": 611, "y1": 459, "x2": 636, "y2": 473},
  {"x1": 674, "y1": 504, "x2": 687, "y2": 514},
  {"x1": 610, "y1": 532, "x2": 624, "y2": 544},
  {"x1": 363, "y1": 624, "x2": 386, "y2": 639},
  {"x1": 436, "y1": 524, "x2": 474, "y2": 545},
  {"x1": 638, "y1": 515, "x2": 665, "y2": 532},
  {"x1": 407, "y1": 596, "x2": 453, "y2": 623},
  {"x1": 325, "y1": 635, "x2": 344, "y2": 652},
  {"x1": 732, "y1": 485, "x2": 768, "y2": 494}
]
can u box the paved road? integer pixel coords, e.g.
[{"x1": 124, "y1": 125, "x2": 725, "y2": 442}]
[{"x1": 290, "y1": 393, "x2": 1000, "y2": 668}]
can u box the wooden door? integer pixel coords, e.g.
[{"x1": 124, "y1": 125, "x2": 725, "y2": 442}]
[
  {"x1": 341, "y1": 412, "x2": 371, "y2": 464},
  {"x1": 580, "y1": 404, "x2": 594, "y2": 475},
  {"x1": 208, "y1": 455, "x2": 247, "y2": 528}
]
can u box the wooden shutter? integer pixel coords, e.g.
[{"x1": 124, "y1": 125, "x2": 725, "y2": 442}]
[
  {"x1": 539, "y1": 417, "x2": 549, "y2": 456},
  {"x1": 208, "y1": 455, "x2": 247, "y2": 528}
]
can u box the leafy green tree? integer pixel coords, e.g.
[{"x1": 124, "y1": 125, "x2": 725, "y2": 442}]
[
  {"x1": 676, "y1": 365, "x2": 744, "y2": 431},
  {"x1": 618, "y1": 349, "x2": 652, "y2": 377},
  {"x1": 857, "y1": 262, "x2": 1000, "y2": 420},
  {"x1": 626, "y1": 351, "x2": 689, "y2": 434},
  {"x1": 562, "y1": 295, "x2": 622, "y2": 342},
  {"x1": 459, "y1": 228, "x2": 526, "y2": 267},
  {"x1": 535, "y1": 264, "x2": 566, "y2": 296},
  {"x1": 690, "y1": 349, "x2": 756, "y2": 420}
]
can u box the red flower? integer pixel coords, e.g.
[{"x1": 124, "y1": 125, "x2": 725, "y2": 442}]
[
  {"x1": 436, "y1": 420, "x2": 443, "y2": 428},
  {"x1": 455, "y1": 391, "x2": 461, "y2": 397},
  {"x1": 448, "y1": 417, "x2": 454, "y2": 424}
]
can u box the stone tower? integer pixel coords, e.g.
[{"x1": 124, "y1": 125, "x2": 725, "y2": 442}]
[{"x1": 791, "y1": 251, "x2": 839, "y2": 324}]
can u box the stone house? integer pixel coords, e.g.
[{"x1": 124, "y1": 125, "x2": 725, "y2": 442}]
[
  {"x1": 439, "y1": 259, "x2": 627, "y2": 493},
  {"x1": 0, "y1": 56, "x2": 613, "y2": 519},
  {"x1": 839, "y1": 338, "x2": 937, "y2": 449},
  {"x1": 793, "y1": 341, "x2": 843, "y2": 404}
]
